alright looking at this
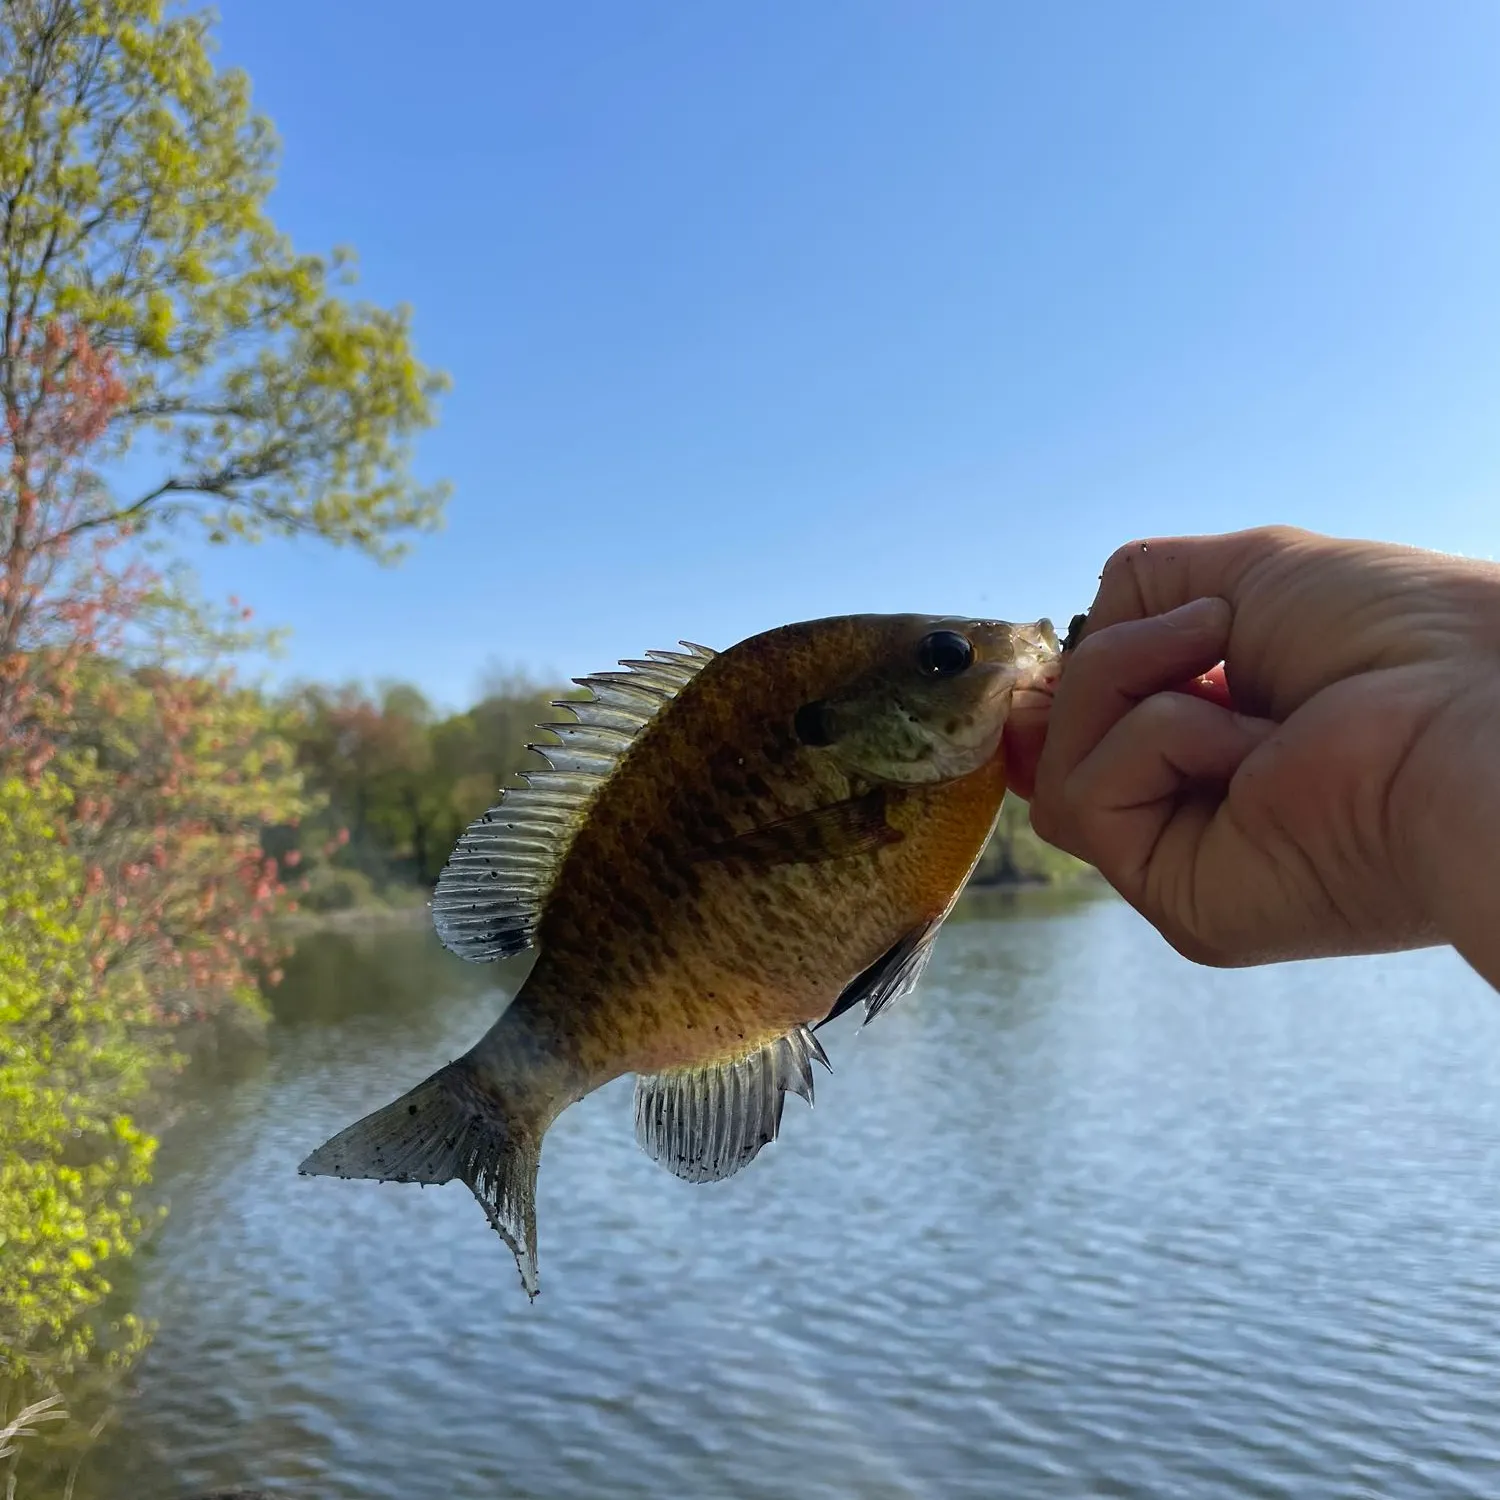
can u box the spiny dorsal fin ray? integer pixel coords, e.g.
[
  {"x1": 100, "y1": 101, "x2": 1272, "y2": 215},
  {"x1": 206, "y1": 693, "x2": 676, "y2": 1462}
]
[
  {"x1": 633, "y1": 1025, "x2": 831, "y2": 1184},
  {"x1": 431, "y1": 641, "x2": 717, "y2": 962}
]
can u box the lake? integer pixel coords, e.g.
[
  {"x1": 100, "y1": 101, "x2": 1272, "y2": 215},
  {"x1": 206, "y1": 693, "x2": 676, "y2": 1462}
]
[{"x1": 54, "y1": 890, "x2": 1500, "y2": 1499}]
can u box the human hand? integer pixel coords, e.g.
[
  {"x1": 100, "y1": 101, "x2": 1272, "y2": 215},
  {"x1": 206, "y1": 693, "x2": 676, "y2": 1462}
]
[{"x1": 1005, "y1": 526, "x2": 1500, "y2": 970}]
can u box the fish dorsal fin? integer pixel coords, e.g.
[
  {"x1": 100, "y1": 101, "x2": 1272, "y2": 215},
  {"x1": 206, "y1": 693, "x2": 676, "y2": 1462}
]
[
  {"x1": 633, "y1": 1025, "x2": 832, "y2": 1183},
  {"x1": 817, "y1": 914, "x2": 945, "y2": 1030},
  {"x1": 431, "y1": 643, "x2": 716, "y2": 961}
]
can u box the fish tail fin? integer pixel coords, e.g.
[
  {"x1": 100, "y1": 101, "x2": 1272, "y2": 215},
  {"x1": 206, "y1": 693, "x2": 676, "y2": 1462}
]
[{"x1": 299, "y1": 1056, "x2": 548, "y2": 1299}]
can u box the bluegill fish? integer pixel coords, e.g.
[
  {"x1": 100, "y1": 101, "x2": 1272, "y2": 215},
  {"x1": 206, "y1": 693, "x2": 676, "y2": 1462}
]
[{"x1": 300, "y1": 614, "x2": 1062, "y2": 1296}]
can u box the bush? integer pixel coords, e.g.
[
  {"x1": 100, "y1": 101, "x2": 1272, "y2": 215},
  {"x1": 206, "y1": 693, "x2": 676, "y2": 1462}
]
[
  {"x1": 0, "y1": 775, "x2": 155, "y2": 1397},
  {"x1": 296, "y1": 864, "x2": 381, "y2": 913},
  {"x1": 969, "y1": 795, "x2": 1096, "y2": 886}
]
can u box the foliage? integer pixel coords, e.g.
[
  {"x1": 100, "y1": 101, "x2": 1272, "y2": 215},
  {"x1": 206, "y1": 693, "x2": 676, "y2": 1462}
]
[
  {"x1": 0, "y1": 311, "x2": 149, "y2": 756},
  {"x1": 0, "y1": 0, "x2": 446, "y2": 1481},
  {"x1": 970, "y1": 794, "x2": 1094, "y2": 887},
  {"x1": 0, "y1": 774, "x2": 154, "y2": 1393},
  {"x1": 58, "y1": 650, "x2": 309, "y2": 1019},
  {"x1": 277, "y1": 676, "x2": 562, "y2": 899},
  {"x1": 277, "y1": 679, "x2": 433, "y2": 889},
  {"x1": 0, "y1": 0, "x2": 448, "y2": 564}
]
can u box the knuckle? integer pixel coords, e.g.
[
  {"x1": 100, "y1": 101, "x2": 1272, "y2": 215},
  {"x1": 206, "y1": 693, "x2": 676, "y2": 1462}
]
[
  {"x1": 1235, "y1": 523, "x2": 1321, "y2": 575},
  {"x1": 1133, "y1": 689, "x2": 1195, "y2": 735},
  {"x1": 1100, "y1": 538, "x2": 1159, "y2": 607},
  {"x1": 1158, "y1": 919, "x2": 1232, "y2": 969},
  {"x1": 1062, "y1": 626, "x2": 1111, "y2": 676},
  {"x1": 1027, "y1": 789, "x2": 1063, "y2": 845},
  {"x1": 1244, "y1": 522, "x2": 1312, "y2": 551}
]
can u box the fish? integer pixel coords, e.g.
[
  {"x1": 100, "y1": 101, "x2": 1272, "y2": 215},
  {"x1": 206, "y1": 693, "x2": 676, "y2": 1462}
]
[{"x1": 299, "y1": 612, "x2": 1062, "y2": 1297}]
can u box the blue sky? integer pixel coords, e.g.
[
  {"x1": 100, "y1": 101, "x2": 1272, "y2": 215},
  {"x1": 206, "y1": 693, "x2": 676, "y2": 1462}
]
[{"x1": 171, "y1": 0, "x2": 1500, "y2": 708}]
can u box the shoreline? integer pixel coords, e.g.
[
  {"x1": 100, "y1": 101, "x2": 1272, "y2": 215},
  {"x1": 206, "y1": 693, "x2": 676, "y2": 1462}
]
[{"x1": 274, "y1": 869, "x2": 1106, "y2": 938}]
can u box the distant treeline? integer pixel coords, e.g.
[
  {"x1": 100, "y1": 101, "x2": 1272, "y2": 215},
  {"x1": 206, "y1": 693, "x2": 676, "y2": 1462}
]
[
  {"x1": 274, "y1": 677, "x2": 1092, "y2": 912},
  {"x1": 269, "y1": 675, "x2": 562, "y2": 909}
]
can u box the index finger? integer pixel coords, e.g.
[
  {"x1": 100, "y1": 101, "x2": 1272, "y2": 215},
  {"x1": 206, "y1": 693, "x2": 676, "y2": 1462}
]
[
  {"x1": 1002, "y1": 662, "x2": 1231, "y2": 802},
  {"x1": 1079, "y1": 526, "x2": 1318, "y2": 640},
  {"x1": 1036, "y1": 596, "x2": 1234, "y2": 803}
]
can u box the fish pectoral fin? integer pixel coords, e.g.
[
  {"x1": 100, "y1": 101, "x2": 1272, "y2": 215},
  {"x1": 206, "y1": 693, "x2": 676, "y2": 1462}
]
[
  {"x1": 817, "y1": 914, "x2": 945, "y2": 1031},
  {"x1": 690, "y1": 788, "x2": 902, "y2": 869},
  {"x1": 633, "y1": 1025, "x2": 832, "y2": 1184}
]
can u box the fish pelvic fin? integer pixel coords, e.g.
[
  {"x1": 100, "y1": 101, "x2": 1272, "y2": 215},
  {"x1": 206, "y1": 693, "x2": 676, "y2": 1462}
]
[
  {"x1": 633, "y1": 1024, "x2": 832, "y2": 1184},
  {"x1": 817, "y1": 913, "x2": 945, "y2": 1030},
  {"x1": 298, "y1": 1058, "x2": 547, "y2": 1300}
]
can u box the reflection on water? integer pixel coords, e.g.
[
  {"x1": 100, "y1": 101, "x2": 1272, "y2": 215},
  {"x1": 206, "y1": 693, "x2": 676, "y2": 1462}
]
[{"x1": 52, "y1": 893, "x2": 1500, "y2": 1499}]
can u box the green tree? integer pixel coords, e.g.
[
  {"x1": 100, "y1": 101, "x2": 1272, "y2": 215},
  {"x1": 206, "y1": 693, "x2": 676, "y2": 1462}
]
[
  {"x1": 0, "y1": 4, "x2": 446, "y2": 1476},
  {"x1": 277, "y1": 675, "x2": 568, "y2": 901},
  {"x1": 364, "y1": 683, "x2": 436, "y2": 879},
  {"x1": 0, "y1": 773, "x2": 154, "y2": 1395},
  {"x1": 969, "y1": 795, "x2": 1094, "y2": 887},
  {"x1": 423, "y1": 676, "x2": 564, "y2": 885},
  {"x1": 0, "y1": 0, "x2": 448, "y2": 600},
  {"x1": 277, "y1": 679, "x2": 432, "y2": 898}
]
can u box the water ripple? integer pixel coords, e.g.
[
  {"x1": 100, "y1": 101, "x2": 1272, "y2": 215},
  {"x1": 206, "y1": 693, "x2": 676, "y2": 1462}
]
[{"x1": 57, "y1": 902, "x2": 1500, "y2": 1500}]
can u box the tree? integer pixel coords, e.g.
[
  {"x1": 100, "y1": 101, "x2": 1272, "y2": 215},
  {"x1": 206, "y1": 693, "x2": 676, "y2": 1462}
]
[
  {"x1": 0, "y1": 0, "x2": 445, "y2": 1464},
  {"x1": 0, "y1": 773, "x2": 154, "y2": 1393},
  {"x1": 0, "y1": 0, "x2": 449, "y2": 986},
  {"x1": 276, "y1": 675, "x2": 568, "y2": 900},
  {"x1": 0, "y1": 316, "x2": 146, "y2": 751},
  {"x1": 60, "y1": 651, "x2": 308, "y2": 1021},
  {"x1": 968, "y1": 795, "x2": 1094, "y2": 887},
  {"x1": 279, "y1": 679, "x2": 431, "y2": 891},
  {"x1": 424, "y1": 678, "x2": 565, "y2": 883},
  {"x1": 0, "y1": 0, "x2": 448, "y2": 581}
]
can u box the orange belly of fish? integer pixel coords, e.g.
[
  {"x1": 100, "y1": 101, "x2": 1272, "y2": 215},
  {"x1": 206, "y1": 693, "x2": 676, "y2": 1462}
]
[{"x1": 605, "y1": 751, "x2": 1010, "y2": 1076}]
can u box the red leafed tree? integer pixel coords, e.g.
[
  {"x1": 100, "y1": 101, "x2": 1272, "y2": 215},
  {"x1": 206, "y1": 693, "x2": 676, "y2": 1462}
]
[
  {"x1": 0, "y1": 318, "x2": 310, "y2": 1023},
  {"x1": 0, "y1": 319, "x2": 148, "y2": 760},
  {"x1": 63, "y1": 657, "x2": 307, "y2": 1021}
]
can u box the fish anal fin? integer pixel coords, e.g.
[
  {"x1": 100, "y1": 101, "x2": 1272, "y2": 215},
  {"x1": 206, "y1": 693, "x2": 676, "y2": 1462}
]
[
  {"x1": 818, "y1": 914, "x2": 944, "y2": 1030},
  {"x1": 691, "y1": 788, "x2": 902, "y2": 870},
  {"x1": 633, "y1": 1025, "x2": 831, "y2": 1184}
]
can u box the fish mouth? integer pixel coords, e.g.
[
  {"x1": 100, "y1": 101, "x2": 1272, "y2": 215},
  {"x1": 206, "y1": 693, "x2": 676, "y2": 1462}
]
[
  {"x1": 1007, "y1": 674, "x2": 1057, "y2": 732},
  {"x1": 1009, "y1": 681, "x2": 1056, "y2": 716},
  {"x1": 1008, "y1": 617, "x2": 1063, "y2": 713}
]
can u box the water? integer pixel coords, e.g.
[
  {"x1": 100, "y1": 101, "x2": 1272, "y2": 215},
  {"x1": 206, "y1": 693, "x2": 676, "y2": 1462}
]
[{"x1": 57, "y1": 893, "x2": 1500, "y2": 1499}]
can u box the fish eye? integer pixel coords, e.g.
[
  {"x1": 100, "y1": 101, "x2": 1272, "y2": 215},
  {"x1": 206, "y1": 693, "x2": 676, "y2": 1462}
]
[{"x1": 916, "y1": 630, "x2": 974, "y2": 677}]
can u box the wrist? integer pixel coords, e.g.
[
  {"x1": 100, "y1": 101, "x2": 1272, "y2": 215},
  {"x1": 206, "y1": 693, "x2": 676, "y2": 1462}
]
[{"x1": 1392, "y1": 671, "x2": 1500, "y2": 987}]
